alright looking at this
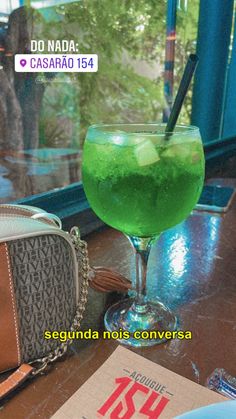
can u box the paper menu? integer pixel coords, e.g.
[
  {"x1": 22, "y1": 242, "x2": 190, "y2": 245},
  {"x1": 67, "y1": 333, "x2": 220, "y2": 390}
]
[{"x1": 52, "y1": 345, "x2": 226, "y2": 419}]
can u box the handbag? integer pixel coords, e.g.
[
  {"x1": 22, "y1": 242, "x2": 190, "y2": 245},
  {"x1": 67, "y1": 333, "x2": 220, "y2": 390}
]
[
  {"x1": 0, "y1": 203, "x2": 90, "y2": 400},
  {"x1": 0, "y1": 203, "x2": 131, "y2": 401}
]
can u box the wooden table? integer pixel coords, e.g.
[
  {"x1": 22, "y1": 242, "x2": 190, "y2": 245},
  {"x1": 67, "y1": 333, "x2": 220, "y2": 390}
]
[{"x1": 1, "y1": 181, "x2": 236, "y2": 418}]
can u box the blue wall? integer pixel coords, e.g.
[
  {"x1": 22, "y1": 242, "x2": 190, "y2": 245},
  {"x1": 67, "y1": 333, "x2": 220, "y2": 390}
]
[
  {"x1": 191, "y1": 0, "x2": 234, "y2": 143},
  {"x1": 222, "y1": 14, "x2": 236, "y2": 139}
]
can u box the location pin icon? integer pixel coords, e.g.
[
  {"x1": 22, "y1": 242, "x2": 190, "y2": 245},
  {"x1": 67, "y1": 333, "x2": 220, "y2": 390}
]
[{"x1": 20, "y1": 59, "x2": 27, "y2": 67}]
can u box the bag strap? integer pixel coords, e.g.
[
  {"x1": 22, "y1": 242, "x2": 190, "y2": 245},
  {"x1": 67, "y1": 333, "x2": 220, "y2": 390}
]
[{"x1": 0, "y1": 365, "x2": 34, "y2": 401}]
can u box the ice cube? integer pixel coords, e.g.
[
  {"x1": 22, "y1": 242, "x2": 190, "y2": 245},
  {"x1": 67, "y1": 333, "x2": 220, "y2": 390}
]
[
  {"x1": 130, "y1": 134, "x2": 164, "y2": 146},
  {"x1": 112, "y1": 132, "x2": 146, "y2": 146},
  {"x1": 162, "y1": 144, "x2": 190, "y2": 159},
  {"x1": 129, "y1": 137, "x2": 147, "y2": 145},
  {"x1": 112, "y1": 134, "x2": 126, "y2": 146},
  {"x1": 170, "y1": 135, "x2": 196, "y2": 145},
  {"x1": 135, "y1": 140, "x2": 160, "y2": 166}
]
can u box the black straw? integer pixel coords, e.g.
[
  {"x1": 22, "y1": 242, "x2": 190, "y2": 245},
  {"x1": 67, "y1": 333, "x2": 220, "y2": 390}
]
[{"x1": 165, "y1": 54, "x2": 199, "y2": 138}]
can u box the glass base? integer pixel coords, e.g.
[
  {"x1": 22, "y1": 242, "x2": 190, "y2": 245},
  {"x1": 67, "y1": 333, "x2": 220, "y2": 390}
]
[{"x1": 104, "y1": 298, "x2": 177, "y2": 347}]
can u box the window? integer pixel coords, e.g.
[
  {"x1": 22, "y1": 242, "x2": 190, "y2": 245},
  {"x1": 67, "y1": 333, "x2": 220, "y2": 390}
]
[
  {"x1": 0, "y1": 0, "x2": 235, "y2": 224},
  {"x1": 0, "y1": 0, "x2": 200, "y2": 205}
]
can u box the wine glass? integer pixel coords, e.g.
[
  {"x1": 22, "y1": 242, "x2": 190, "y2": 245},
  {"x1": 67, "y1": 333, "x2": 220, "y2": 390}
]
[{"x1": 82, "y1": 123, "x2": 205, "y2": 347}]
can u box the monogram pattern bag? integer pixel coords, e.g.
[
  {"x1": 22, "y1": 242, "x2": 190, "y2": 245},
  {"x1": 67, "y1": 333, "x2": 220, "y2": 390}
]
[{"x1": 0, "y1": 204, "x2": 89, "y2": 400}]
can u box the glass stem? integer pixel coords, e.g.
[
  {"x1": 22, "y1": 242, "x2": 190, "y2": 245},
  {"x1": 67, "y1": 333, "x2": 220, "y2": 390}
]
[{"x1": 128, "y1": 236, "x2": 158, "y2": 314}]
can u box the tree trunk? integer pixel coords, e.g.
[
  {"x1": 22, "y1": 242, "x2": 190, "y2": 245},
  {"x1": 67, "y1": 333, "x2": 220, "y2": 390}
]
[
  {"x1": 3, "y1": 6, "x2": 46, "y2": 150},
  {"x1": 0, "y1": 70, "x2": 23, "y2": 151},
  {"x1": 0, "y1": 6, "x2": 47, "y2": 200}
]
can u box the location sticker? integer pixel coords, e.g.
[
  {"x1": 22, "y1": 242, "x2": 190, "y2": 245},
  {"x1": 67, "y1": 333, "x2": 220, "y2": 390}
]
[{"x1": 15, "y1": 54, "x2": 98, "y2": 72}]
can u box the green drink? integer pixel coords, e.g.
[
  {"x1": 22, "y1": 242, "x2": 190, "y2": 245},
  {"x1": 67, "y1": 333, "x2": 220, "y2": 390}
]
[
  {"x1": 82, "y1": 124, "x2": 205, "y2": 347},
  {"x1": 82, "y1": 125, "x2": 204, "y2": 237}
]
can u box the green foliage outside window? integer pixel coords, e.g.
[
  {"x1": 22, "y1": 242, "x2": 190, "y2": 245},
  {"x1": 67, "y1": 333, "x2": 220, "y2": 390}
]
[{"x1": 39, "y1": 0, "x2": 199, "y2": 148}]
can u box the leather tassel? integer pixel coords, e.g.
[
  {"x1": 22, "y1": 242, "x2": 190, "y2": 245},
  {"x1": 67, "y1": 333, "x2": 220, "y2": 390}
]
[{"x1": 89, "y1": 266, "x2": 132, "y2": 293}]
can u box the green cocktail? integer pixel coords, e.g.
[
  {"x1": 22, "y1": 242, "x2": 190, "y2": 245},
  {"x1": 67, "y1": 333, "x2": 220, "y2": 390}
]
[
  {"x1": 83, "y1": 125, "x2": 204, "y2": 237},
  {"x1": 82, "y1": 124, "x2": 205, "y2": 347}
]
